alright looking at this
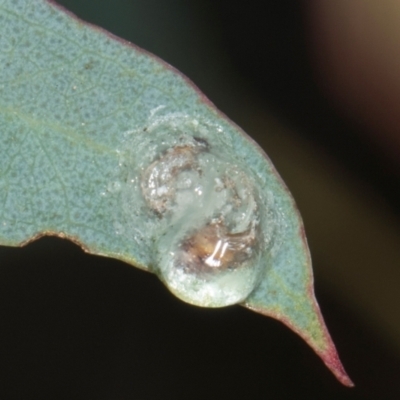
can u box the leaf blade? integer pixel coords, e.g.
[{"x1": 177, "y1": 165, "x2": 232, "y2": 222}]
[{"x1": 0, "y1": 0, "x2": 352, "y2": 385}]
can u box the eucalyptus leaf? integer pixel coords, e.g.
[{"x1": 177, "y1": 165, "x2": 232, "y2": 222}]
[{"x1": 0, "y1": 0, "x2": 352, "y2": 386}]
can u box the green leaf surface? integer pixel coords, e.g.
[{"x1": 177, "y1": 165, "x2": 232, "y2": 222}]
[{"x1": 0, "y1": 0, "x2": 352, "y2": 386}]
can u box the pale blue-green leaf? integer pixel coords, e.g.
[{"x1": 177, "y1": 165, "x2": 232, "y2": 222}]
[{"x1": 0, "y1": 0, "x2": 352, "y2": 386}]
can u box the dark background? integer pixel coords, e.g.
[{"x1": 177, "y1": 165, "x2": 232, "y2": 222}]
[{"x1": 1, "y1": 0, "x2": 400, "y2": 398}]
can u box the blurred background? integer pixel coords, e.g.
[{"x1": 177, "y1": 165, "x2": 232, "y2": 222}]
[{"x1": 0, "y1": 0, "x2": 400, "y2": 398}]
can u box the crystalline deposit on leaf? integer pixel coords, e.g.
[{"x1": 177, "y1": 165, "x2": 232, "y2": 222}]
[
  {"x1": 121, "y1": 115, "x2": 266, "y2": 308},
  {"x1": 0, "y1": 0, "x2": 353, "y2": 386}
]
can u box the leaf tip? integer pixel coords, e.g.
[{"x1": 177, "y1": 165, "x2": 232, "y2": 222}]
[{"x1": 320, "y1": 343, "x2": 354, "y2": 387}]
